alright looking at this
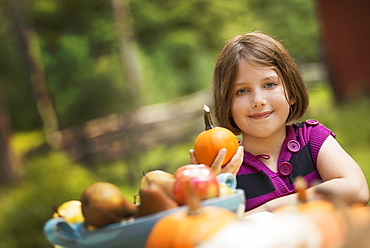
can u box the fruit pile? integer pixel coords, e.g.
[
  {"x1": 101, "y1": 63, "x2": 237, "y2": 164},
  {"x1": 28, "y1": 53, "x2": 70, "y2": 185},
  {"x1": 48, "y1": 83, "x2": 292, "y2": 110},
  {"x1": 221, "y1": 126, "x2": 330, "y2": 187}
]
[
  {"x1": 51, "y1": 165, "x2": 236, "y2": 229},
  {"x1": 46, "y1": 105, "x2": 241, "y2": 247}
]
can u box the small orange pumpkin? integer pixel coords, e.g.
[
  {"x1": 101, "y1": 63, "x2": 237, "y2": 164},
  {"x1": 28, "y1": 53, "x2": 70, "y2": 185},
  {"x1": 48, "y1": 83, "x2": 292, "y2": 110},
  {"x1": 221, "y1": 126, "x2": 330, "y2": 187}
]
[
  {"x1": 194, "y1": 105, "x2": 238, "y2": 166},
  {"x1": 275, "y1": 178, "x2": 348, "y2": 248},
  {"x1": 298, "y1": 199, "x2": 347, "y2": 248},
  {"x1": 345, "y1": 205, "x2": 370, "y2": 247},
  {"x1": 146, "y1": 180, "x2": 236, "y2": 248}
]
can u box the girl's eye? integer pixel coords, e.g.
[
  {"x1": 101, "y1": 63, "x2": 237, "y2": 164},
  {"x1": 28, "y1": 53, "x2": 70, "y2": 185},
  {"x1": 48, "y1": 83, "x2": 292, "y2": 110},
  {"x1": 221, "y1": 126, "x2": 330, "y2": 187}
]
[
  {"x1": 265, "y1": 82, "x2": 277, "y2": 88},
  {"x1": 236, "y1": 88, "x2": 248, "y2": 95}
]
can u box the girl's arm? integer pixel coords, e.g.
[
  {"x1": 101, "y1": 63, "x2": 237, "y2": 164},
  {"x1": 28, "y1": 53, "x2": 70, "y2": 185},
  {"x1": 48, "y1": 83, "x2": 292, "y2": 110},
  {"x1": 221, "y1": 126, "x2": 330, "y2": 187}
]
[
  {"x1": 245, "y1": 135, "x2": 369, "y2": 215},
  {"x1": 314, "y1": 135, "x2": 369, "y2": 205},
  {"x1": 189, "y1": 146, "x2": 244, "y2": 176}
]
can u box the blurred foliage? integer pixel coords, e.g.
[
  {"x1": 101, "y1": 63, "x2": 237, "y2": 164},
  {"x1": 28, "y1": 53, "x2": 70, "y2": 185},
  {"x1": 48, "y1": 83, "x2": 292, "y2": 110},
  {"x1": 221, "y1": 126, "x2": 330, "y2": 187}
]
[
  {"x1": 0, "y1": 132, "x2": 97, "y2": 247},
  {"x1": 10, "y1": 131, "x2": 44, "y2": 157},
  {"x1": 0, "y1": 0, "x2": 319, "y2": 131},
  {"x1": 248, "y1": 0, "x2": 319, "y2": 62}
]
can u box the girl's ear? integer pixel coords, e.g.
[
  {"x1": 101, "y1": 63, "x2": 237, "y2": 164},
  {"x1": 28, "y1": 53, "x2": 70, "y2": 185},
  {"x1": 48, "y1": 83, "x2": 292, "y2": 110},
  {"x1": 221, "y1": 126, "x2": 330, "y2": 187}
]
[{"x1": 289, "y1": 97, "x2": 296, "y2": 106}]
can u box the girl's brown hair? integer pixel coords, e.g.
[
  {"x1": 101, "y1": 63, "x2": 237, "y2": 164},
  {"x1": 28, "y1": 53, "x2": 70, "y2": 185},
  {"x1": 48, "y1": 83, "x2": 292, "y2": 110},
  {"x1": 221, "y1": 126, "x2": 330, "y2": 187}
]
[{"x1": 212, "y1": 32, "x2": 309, "y2": 134}]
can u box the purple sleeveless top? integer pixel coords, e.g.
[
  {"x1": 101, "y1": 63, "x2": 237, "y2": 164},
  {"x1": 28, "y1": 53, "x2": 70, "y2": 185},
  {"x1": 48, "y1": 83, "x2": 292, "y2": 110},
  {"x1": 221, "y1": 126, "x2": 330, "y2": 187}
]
[{"x1": 236, "y1": 120, "x2": 335, "y2": 211}]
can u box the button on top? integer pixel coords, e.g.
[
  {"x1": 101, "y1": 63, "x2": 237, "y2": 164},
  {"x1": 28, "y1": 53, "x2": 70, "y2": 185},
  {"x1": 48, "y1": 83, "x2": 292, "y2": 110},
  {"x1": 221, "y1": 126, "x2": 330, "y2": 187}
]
[
  {"x1": 279, "y1": 162, "x2": 292, "y2": 176},
  {"x1": 287, "y1": 140, "x2": 300, "y2": 153},
  {"x1": 306, "y1": 119, "x2": 319, "y2": 126}
]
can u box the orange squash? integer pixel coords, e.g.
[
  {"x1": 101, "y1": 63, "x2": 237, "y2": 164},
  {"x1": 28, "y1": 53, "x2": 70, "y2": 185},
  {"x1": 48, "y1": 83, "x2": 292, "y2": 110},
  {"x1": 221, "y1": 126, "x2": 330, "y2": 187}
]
[
  {"x1": 194, "y1": 105, "x2": 239, "y2": 166},
  {"x1": 275, "y1": 178, "x2": 348, "y2": 248},
  {"x1": 344, "y1": 204, "x2": 370, "y2": 247},
  {"x1": 298, "y1": 199, "x2": 347, "y2": 248},
  {"x1": 146, "y1": 180, "x2": 236, "y2": 248}
]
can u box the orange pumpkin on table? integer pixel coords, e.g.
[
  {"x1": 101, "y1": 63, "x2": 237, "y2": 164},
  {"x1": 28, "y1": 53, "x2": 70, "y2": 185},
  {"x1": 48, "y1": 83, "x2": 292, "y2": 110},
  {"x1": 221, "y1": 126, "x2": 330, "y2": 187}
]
[
  {"x1": 344, "y1": 204, "x2": 370, "y2": 248},
  {"x1": 275, "y1": 178, "x2": 348, "y2": 248},
  {"x1": 194, "y1": 105, "x2": 239, "y2": 167},
  {"x1": 146, "y1": 180, "x2": 236, "y2": 248}
]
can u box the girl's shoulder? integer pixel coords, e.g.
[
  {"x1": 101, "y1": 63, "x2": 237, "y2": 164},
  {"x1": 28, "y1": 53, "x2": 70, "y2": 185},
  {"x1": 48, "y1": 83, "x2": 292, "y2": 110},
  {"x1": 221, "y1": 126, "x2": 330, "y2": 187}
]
[
  {"x1": 291, "y1": 119, "x2": 332, "y2": 132},
  {"x1": 289, "y1": 119, "x2": 336, "y2": 148},
  {"x1": 292, "y1": 119, "x2": 325, "y2": 129},
  {"x1": 289, "y1": 120, "x2": 335, "y2": 165}
]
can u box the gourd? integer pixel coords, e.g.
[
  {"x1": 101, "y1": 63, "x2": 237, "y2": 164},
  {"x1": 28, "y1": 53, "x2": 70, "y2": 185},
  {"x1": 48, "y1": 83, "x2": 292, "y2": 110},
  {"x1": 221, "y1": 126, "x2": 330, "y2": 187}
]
[
  {"x1": 345, "y1": 204, "x2": 370, "y2": 247},
  {"x1": 276, "y1": 178, "x2": 348, "y2": 248},
  {"x1": 194, "y1": 105, "x2": 239, "y2": 166},
  {"x1": 146, "y1": 180, "x2": 236, "y2": 248},
  {"x1": 296, "y1": 199, "x2": 347, "y2": 248}
]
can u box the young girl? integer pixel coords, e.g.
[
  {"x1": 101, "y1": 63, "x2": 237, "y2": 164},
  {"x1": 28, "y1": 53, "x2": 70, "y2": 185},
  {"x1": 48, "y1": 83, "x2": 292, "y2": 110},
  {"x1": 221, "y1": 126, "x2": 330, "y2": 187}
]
[{"x1": 189, "y1": 32, "x2": 369, "y2": 213}]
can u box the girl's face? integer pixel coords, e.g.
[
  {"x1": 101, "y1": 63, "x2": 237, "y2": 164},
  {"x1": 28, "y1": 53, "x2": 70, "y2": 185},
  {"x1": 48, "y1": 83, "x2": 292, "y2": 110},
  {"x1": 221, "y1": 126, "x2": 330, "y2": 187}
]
[{"x1": 231, "y1": 60, "x2": 294, "y2": 140}]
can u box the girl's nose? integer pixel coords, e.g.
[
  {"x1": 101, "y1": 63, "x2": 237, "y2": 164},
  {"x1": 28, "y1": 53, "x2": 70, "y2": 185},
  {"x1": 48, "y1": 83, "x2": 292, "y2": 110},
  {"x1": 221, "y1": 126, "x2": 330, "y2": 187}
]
[{"x1": 252, "y1": 91, "x2": 267, "y2": 108}]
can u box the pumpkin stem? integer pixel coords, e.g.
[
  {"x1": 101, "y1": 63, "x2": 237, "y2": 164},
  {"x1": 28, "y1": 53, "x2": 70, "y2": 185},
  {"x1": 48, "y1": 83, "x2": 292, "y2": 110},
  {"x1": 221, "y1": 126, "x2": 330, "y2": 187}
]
[
  {"x1": 185, "y1": 179, "x2": 202, "y2": 216},
  {"x1": 203, "y1": 104, "x2": 215, "y2": 131},
  {"x1": 294, "y1": 177, "x2": 307, "y2": 203}
]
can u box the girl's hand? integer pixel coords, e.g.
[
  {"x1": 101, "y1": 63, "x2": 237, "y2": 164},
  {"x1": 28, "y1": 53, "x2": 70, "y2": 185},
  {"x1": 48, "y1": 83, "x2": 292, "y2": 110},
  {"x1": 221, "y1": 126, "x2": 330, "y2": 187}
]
[{"x1": 189, "y1": 146, "x2": 244, "y2": 176}]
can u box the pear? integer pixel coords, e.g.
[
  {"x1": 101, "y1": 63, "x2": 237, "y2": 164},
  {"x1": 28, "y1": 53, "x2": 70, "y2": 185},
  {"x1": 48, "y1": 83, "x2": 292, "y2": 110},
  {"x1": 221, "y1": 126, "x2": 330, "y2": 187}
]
[
  {"x1": 139, "y1": 170, "x2": 175, "y2": 199},
  {"x1": 135, "y1": 176, "x2": 179, "y2": 218},
  {"x1": 80, "y1": 182, "x2": 136, "y2": 227}
]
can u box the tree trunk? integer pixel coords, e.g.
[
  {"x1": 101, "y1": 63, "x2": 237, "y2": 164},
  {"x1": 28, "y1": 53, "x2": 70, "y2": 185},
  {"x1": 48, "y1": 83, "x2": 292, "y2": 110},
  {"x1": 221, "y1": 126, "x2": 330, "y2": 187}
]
[
  {"x1": 0, "y1": 79, "x2": 18, "y2": 185},
  {"x1": 5, "y1": 0, "x2": 61, "y2": 148},
  {"x1": 111, "y1": 0, "x2": 143, "y2": 185}
]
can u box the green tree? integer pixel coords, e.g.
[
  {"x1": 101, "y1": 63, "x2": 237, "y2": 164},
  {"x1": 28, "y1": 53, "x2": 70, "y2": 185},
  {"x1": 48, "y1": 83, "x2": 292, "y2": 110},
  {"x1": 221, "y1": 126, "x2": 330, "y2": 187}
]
[
  {"x1": 248, "y1": 0, "x2": 319, "y2": 62},
  {"x1": 5, "y1": 0, "x2": 60, "y2": 147},
  {"x1": 129, "y1": 0, "x2": 258, "y2": 103}
]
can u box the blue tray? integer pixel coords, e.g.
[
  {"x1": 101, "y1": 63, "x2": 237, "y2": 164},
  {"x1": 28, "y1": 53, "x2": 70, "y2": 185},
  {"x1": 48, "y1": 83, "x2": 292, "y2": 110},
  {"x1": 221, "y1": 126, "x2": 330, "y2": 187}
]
[{"x1": 44, "y1": 189, "x2": 245, "y2": 248}]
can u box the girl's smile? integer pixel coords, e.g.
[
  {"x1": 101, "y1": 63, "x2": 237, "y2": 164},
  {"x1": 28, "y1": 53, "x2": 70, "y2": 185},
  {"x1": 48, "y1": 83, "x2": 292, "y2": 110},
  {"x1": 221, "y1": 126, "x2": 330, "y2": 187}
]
[{"x1": 249, "y1": 111, "x2": 274, "y2": 119}]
